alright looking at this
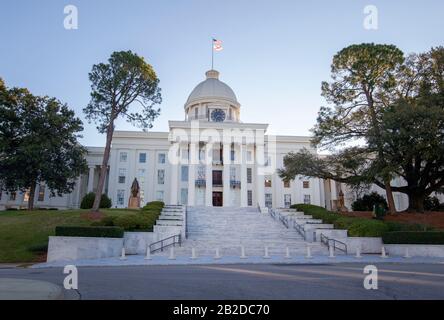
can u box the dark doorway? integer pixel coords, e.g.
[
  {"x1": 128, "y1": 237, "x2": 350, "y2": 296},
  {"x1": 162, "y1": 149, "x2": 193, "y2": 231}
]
[
  {"x1": 213, "y1": 192, "x2": 223, "y2": 207},
  {"x1": 212, "y1": 170, "x2": 223, "y2": 187}
]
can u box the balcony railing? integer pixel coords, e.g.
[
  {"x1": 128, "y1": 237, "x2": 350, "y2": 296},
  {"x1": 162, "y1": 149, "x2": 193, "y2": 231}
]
[
  {"x1": 195, "y1": 179, "x2": 206, "y2": 187},
  {"x1": 230, "y1": 180, "x2": 241, "y2": 188},
  {"x1": 212, "y1": 160, "x2": 223, "y2": 165}
]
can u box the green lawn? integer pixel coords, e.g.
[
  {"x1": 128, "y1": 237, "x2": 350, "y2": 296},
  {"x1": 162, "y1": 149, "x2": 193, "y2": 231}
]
[{"x1": 0, "y1": 209, "x2": 138, "y2": 263}]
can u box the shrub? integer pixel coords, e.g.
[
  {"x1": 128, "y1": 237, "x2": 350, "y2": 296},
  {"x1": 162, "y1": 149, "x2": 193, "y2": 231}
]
[
  {"x1": 423, "y1": 196, "x2": 441, "y2": 211},
  {"x1": 80, "y1": 192, "x2": 112, "y2": 209},
  {"x1": 291, "y1": 204, "x2": 341, "y2": 224},
  {"x1": 385, "y1": 221, "x2": 433, "y2": 232},
  {"x1": 55, "y1": 226, "x2": 124, "y2": 238},
  {"x1": 143, "y1": 201, "x2": 164, "y2": 211},
  {"x1": 351, "y1": 192, "x2": 388, "y2": 211},
  {"x1": 113, "y1": 214, "x2": 154, "y2": 231},
  {"x1": 382, "y1": 231, "x2": 444, "y2": 244},
  {"x1": 27, "y1": 242, "x2": 48, "y2": 253},
  {"x1": 91, "y1": 216, "x2": 116, "y2": 227}
]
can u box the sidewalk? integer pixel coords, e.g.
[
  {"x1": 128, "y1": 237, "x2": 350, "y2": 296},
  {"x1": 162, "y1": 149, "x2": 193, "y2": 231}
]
[
  {"x1": 0, "y1": 278, "x2": 64, "y2": 300},
  {"x1": 32, "y1": 253, "x2": 444, "y2": 268}
]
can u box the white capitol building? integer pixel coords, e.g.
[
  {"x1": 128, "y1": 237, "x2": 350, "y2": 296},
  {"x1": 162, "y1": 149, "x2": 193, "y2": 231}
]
[{"x1": 0, "y1": 69, "x2": 413, "y2": 211}]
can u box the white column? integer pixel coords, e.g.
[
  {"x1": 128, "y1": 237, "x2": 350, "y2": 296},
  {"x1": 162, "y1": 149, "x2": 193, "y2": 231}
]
[
  {"x1": 240, "y1": 143, "x2": 248, "y2": 207},
  {"x1": 255, "y1": 144, "x2": 265, "y2": 208},
  {"x1": 87, "y1": 166, "x2": 95, "y2": 193},
  {"x1": 205, "y1": 143, "x2": 213, "y2": 206},
  {"x1": 187, "y1": 143, "x2": 196, "y2": 206},
  {"x1": 223, "y1": 143, "x2": 231, "y2": 207},
  {"x1": 169, "y1": 143, "x2": 179, "y2": 205}
]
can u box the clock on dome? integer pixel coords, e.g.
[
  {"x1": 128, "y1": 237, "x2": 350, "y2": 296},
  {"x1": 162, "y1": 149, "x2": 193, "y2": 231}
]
[{"x1": 210, "y1": 109, "x2": 226, "y2": 122}]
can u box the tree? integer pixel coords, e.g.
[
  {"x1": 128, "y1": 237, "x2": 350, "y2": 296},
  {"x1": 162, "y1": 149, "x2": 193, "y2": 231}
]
[
  {"x1": 0, "y1": 79, "x2": 87, "y2": 210},
  {"x1": 84, "y1": 51, "x2": 161, "y2": 212},
  {"x1": 279, "y1": 46, "x2": 444, "y2": 212}
]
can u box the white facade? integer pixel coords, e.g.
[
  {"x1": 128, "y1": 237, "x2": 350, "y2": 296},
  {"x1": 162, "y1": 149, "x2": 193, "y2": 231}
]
[{"x1": 3, "y1": 68, "x2": 428, "y2": 211}]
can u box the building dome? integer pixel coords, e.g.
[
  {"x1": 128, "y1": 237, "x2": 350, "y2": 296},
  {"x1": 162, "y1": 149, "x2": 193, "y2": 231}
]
[{"x1": 185, "y1": 70, "x2": 238, "y2": 106}]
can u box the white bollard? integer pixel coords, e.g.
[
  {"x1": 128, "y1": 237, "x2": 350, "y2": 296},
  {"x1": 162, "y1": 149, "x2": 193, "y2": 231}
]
[
  {"x1": 240, "y1": 246, "x2": 247, "y2": 259},
  {"x1": 168, "y1": 246, "x2": 176, "y2": 260},
  {"x1": 144, "y1": 246, "x2": 151, "y2": 260},
  {"x1": 214, "y1": 248, "x2": 221, "y2": 260},
  {"x1": 355, "y1": 245, "x2": 362, "y2": 258},
  {"x1": 263, "y1": 246, "x2": 270, "y2": 259},
  {"x1": 381, "y1": 246, "x2": 388, "y2": 258},
  {"x1": 305, "y1": 245, "x2": 312, "y2": 259},
  {"x1": 329, "y1": 245, "x2": 335, "y2": 258},
  {"x1": 120, "y1": 247, "x2": 127, "y2": 260},
  {"x1": 404, "y1": 247, "x2": 411, "y2": 258},
  {"x1": 285, "y1": 247, "x2": 291, "y2": 259},
  {"x1": 191, "y1": 247, "x2": 197, "y2": 260}
]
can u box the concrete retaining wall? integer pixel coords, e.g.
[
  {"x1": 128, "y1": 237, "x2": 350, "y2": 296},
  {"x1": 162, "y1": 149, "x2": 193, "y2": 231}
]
[
  {"x1": 346, "y1": 237, "x2": 383, "y2": 254},
  {"x1": 385, "y1": 244, "x2": 444, "y2": 257},
  {"x1": 47, "y1": 236, "x2": 123, "y2": 262},
  {"x1": 124, "y1": 232, "x2": 157, "y2": 255}
]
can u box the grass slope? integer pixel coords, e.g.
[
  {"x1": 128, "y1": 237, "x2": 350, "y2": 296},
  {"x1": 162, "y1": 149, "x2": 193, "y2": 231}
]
[{"x1": 0, "y1": 209, "x2": 138, "y2": 263}]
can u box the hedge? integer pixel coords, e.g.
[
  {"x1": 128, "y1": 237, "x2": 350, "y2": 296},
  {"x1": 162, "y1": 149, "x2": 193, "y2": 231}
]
[
  {"x1": 382, "y1": 231, "x2": 444, "y2": 244},
  {"x1": 55, "y1": 226, "x2": 124, "y2": 238},
  {"x1": 289, "y1": 203, "x2": 432, "y2": 237}
]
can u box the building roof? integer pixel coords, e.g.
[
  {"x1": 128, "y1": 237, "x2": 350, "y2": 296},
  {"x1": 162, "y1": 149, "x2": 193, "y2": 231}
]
[{"x1": 185, "y1": 70, "x2": 238, "y2": 106}]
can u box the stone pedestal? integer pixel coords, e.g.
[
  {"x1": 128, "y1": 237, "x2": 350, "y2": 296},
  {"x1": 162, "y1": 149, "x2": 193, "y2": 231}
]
[{"x1": 128, "y1": 196, "x2": 140, "y2": 209}]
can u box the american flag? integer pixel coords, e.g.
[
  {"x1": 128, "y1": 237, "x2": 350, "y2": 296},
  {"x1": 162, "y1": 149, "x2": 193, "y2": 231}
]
[{"x1": 213, "y1": 39, "x2": 223, "y2": 51}]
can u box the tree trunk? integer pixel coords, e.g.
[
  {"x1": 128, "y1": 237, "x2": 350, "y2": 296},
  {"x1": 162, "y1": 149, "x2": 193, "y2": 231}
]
[
  {"x1": 408, "y1": 192, "x2": 425, "y2": 213},
  {"x1": 28, "y1": 183, "x2": 36, "y2": 211},
  {"x1": 384, "y1": 180, "x2": 397, "y2": 215},
  {"x1": 91, "y1": 121, "x2": 114, "y2": 213}
]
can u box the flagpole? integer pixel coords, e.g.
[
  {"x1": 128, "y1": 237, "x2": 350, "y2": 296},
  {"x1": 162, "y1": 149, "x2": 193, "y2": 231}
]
[{"x1": 211, "y1": 38, "x2": 214, "y2": 70}]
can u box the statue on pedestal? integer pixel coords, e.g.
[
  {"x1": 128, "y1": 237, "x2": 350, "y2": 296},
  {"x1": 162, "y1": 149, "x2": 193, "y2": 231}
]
[{"x1": 128, "y1": 178, "x2": 140, "y2": 208}]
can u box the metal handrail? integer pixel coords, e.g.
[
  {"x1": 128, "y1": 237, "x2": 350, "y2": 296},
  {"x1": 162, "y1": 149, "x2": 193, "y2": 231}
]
[
  {"x1": 279, "y1": 214, "x2": 289, "y2": 228},
  {"x1": 149, "y1": 234, "x2": 182, "y2": 254},
  {"x1": 320, "y1": 233, "x2": 347, "y2": 254},
  {"x1": 293, "y1": 222, "x2": 306, "y2": 239},
  {"x1": 269, "y1": 209, "x2": 277, "y2": 219}
]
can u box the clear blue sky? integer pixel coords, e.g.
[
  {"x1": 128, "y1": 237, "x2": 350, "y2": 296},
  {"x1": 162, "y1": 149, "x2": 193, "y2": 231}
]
[{"x1": 1, "y1": 0, "x2": 443, "y2": 146}]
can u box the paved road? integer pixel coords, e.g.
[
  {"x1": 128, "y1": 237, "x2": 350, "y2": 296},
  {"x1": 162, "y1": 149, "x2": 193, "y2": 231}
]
[{"x1": 1, "y1": 263, "x2": 443, "y2": 299}]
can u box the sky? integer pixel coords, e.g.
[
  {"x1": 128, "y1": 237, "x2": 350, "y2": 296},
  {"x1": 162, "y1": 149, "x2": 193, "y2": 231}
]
[{"x1": 0, "y1": 0, "x2": 443, "y2": 147}]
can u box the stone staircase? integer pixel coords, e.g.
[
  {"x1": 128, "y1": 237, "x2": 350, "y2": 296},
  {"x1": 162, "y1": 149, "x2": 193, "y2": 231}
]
[{"x1": 154, "y1": 206, "x2": 328, "y2": 257}]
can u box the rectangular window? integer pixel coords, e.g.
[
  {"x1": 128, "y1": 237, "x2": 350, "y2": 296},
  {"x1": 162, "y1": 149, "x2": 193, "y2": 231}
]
[
  {"x1": 9, "y1": 192, "x2": 16, "y2": 201},
  {"x1": 284, "y1": 180, "x2": 290, "y2": 188},
  {"x1": 138, "y1": 169, "x2": 146, "y2": 184},
  {"x1": 120, "y1": 152, "x2": 128, "y2": 162},
  {"x1": 304, "y1": 194, "x2": 311, "y2": 204},
  {"x1": 247, "y1": 168, "x2": 252, "y2": 184},
  {"x1": 265, "y1": 193, "x2": 272, "y2": 208},
  {"x1": 0, "y1": 190, "x2": 2, "y2": 201},
  {"x1": 230, "y1": 166, "x2": 236, "y2": 180},
  {"x1": 180, "y1": 188, "x2": 188, "y2": 205},
  {"x1": 265, "y1": 178, "x2": 272, "y2": 187},
  {"x1": 118, "y1": 168, "x2": 126, "y2": 184},
  {"x1": 38, "y1": 185, "x2": 45, "y2": 202},
  {"x1": 139, "y1": 153, "x2": 147, "y2": 163},
  {"x1": 247, "y1": 190, "x2": 253, "y2": 206},
  {"x1": 197, "y1": 165, "x2": 206, "y2": 180},
  {"x1": 158, "y1": 153, "x2": 166, "y2": 164},
  {"x1": 181, "y1": 166, "x2": 189, "y2": 182},
  {"x1": 195, "y1": 107, "x2": 199, "y2": 119},
  {"x1": 156, "y1": 191, "x2": 164, "y2": 201},
  {"x1": 117, "y1": 190, "x2": 125, "y2": 206},
  {"x1": 303, "y1": 181, "x2": 310, "y2": 189},
  {"x1": 157, "y1": 169, "x2": 165, "y2": 185},
  {"x1": 284, "y1": 194, "x2": 291, "y2": 208}
]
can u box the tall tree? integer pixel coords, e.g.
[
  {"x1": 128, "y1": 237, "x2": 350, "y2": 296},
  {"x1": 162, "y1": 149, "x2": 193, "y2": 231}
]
[
  {"x1": 84, "y1": 51, "x2": 161, "y2": 212},
  {"x1": 314, "y1": 43, "x2": 404, "y2": 214},
  {"x1": 279, "y1": 46, "x2": 444, "y2": 212},
  {"x1": 0, "y1": 79, "x2": 87, "y2": 210}
]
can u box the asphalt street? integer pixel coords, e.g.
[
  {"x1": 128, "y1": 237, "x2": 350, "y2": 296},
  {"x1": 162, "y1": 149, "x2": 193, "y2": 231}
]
[{"x1": 1, "y1": 263, "x2": 443, "y2": 299}]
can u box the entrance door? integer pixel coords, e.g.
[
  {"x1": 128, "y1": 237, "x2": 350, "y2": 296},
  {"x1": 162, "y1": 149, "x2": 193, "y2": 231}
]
[{"x1": 213, "y1": 192, "x2": 223, "y2": 207}]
